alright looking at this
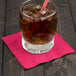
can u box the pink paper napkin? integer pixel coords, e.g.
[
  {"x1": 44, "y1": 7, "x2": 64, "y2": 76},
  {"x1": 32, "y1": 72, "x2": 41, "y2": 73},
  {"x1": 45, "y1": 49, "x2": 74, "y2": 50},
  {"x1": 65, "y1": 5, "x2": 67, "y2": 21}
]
[{"x1": 2, "y1": 32, "x2": 75, "y2": 69}]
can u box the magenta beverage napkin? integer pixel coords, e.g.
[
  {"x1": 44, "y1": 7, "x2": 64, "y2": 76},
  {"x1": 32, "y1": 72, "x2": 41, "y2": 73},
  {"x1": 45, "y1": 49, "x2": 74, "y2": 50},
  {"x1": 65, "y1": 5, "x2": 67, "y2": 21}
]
[{"x1": 2, "y1": 32, "x2": 75, "y2": 69}]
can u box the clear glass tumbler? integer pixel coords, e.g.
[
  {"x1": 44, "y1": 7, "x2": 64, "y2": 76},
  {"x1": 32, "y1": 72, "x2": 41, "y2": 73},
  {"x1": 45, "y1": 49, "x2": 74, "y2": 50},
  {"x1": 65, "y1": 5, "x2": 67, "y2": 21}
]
[{"x1": 19, "y1": 0, "x2": 57, "y2": 54}]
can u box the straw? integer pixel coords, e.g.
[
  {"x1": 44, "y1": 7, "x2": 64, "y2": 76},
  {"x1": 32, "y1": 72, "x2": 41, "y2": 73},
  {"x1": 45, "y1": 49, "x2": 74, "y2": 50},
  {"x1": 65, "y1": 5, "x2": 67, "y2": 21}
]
[{"x1": 41, "y1": 0, "x2": 49, "y2": 10}]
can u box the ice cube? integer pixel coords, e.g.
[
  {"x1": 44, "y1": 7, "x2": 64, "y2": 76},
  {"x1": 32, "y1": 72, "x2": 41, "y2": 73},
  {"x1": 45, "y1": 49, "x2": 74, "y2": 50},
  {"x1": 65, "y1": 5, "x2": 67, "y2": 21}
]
[
  {"x1": 40, "y1": 8, "x2": 48, "y2": 15},
  {"x1": 35, "y1": 5, "x2": 41, "y2": 10},
  {"x1": 40, "y1": 10, "x2": 47, "y2": 15},
  {"x1": 30, "y1": 6, "x2": 37, "y2": 13},
  {"x1": 50, "y1": 9, "x2": 56, "y2": 14},
  {"x1": 28, "y1": 11, "x2": 33, "y2": 16},
  {"x1": 33, "y1": 14, "x2": 38, "y2": 17}
]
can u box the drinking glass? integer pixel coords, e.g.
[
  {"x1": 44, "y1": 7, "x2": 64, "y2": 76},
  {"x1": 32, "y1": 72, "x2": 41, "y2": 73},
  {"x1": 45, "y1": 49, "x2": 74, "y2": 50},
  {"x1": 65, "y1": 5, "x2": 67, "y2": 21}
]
[{"x1": 19, "y1": 0, "x2": 57, "y2": 54}]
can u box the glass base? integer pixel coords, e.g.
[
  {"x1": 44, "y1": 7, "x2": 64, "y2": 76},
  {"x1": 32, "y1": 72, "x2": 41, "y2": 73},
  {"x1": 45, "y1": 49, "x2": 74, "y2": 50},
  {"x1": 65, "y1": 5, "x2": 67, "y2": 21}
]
[{"x1": 22, "y1": 37, "x2": 54, "y2": 54}]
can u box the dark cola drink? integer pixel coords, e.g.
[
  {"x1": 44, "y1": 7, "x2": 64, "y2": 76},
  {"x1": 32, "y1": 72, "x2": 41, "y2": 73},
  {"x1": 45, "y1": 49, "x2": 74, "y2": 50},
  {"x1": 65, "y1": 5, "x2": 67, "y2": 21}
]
[{"x1": 19, "y1": 4, "x2": 57, "y2": 45}]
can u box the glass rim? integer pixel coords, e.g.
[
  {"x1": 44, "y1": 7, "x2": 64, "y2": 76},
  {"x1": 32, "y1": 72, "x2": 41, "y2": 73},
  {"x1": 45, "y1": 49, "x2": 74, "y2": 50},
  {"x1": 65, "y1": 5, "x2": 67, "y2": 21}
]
[{"x1": 20, "y1": 0, "x2": 57, "y2": 20}]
